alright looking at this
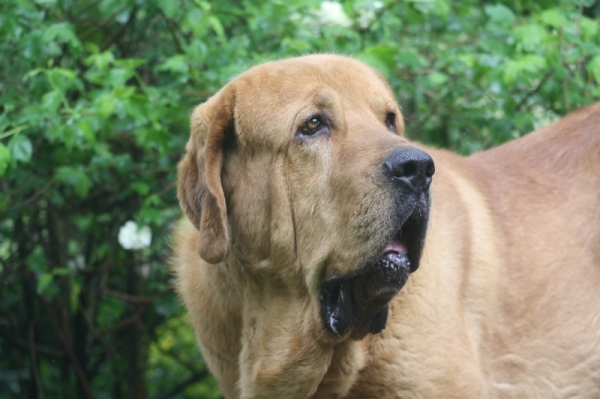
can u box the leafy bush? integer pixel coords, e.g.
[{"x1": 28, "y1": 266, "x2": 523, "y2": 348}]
[{"x1": 0, "y1": 0, "x2": 598, "y2": 397}]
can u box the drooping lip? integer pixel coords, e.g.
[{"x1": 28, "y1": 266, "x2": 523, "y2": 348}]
[
  {"x1": 319, "y1": 234, "x2": 413, "y2": 339},
  {"x1": 359, "y1": 235, "x2": 411, "y2": 303},
  {"x1": 320, "y1": 208, "x2": 430, "y2": 339}
]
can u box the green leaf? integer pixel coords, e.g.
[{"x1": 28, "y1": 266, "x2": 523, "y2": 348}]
[
  {"x1": 157, "y1": 55, "x2": 188, "y2": 74},
  {"x1": 357, "y1": 46, "x2": 398, "y2": 78},
  {"x1": 37, "y1": 273, "x2": 54, "y2": 294},
  {"x1": 208, "y1": 15, "x2": 226, "y2": 42},
  {"x1": 23, "y1": 68, "x2": 44, "y2": 81},
  {"x1": 70, "y1": 281, "x2": 81, "y2": 313},
  {"x1": 503, "y1": 55, "x2": 547, "y2": 85},
  {"x1": 8, "y1": 135, "x2": 33, "y2": 163},
  {"x1": 194, "y1": 0, "x2": 211, "y2": 12},
  {"x1": 513, "y1": 24, "x2": 548, "y2": 52},
  {"x1": 74, "y1": 174, "x2": 92, "y2": 198},
  {"x1": 26, "y1": 247, "x2": 48, "y2": 273},
  {"x1": 124, "y1": 94, "x2": 150, "y2": 123},
  {"x1": 94, "y1": 92, "x2": 117, "y2": 118},
  {"x1": 396, "y1": 50, "x2": 427, "y2": 69},
  {"x1": 429, "y1": 72, "x2": 449, "y2": 86},
  {"x1": 540, "y1": 9, "x2": 568, "y2": 29},
  {"x1": 42, "y1": 90, "x2": 64, "y2": 111},
  {"x1": 0, "y1": 114, "x2": 7, "y2": 135},
  {"x1": 131, "y1": 182, "x2": 150, "y2": 195},
  {"x1": 108, "y1": 68, "x2": 134, "y2": 87},
  {"x1": 457, "y1": 54, "x2": 476, "y2": 69},
  {"x1": 157, "y1": 0, "x2": 179, "y2": 18},
  {"x1": 52, "y1": 267, "x2": 71, "y2": 276},
  {"x1": 588, "y1": 55, "x2": 600, "y2": 84},
  {"x1": 0, "y1": 143, "x2": 11, "y2": 176},
  {"x1": 42, "y1": 22, "x2": 81, "y2": 51},
  {"x1": 55, "y1": 166, "x2": 93, "y2": 198},
  {"x1": 407, "y1": 0, "x2": 449, "y2": 17},
  {"x1": 484, "y1": 4, "x2": 515, "y2": 26},
  {"x1": 36, "y1": 272, "x2": 59, "y2": 298},
  {"x1": 113, "y1": 86, "x2": 135, "y2": 100},
  {"x1": 113, "y1": 58, "x2": 146, "y2": 69},
  {"x1": 85, "y1": 50, "x2": 114, "y2": 70},
  {"x1": 581, "y1": 17, "x2": 599, "y2": 41},
  {"x1": 76, "y1": 118, "x2": 97, "y2": 145},
  {"x1": 521, "y1": 54, "x2": 547, "y2": 69},
  {"x1": 55, "y1": 166, "x2": 76, "y2": 181},
  {"x1": 50, "y1": 67, "x2": 77, "y2": 82}
]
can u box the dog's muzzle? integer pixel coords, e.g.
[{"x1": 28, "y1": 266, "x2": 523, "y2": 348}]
[{"x1": 320, "y1": 146, "x2": 434, "y2": 340}]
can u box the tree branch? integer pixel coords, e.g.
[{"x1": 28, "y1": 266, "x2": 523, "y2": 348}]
[
  {"x1": 100, "y1": 6, "x2": 139, "y2": 52},
  {"x1": 514, "y1": 69, "x2": 553, "y2": 111},
  {"x1": 101, "y1": 286, "x2": 158, "y2": 304},
  {"x1": 0, "y1": 329, "x2": 65, "y2": 359},
  {"x1": 160, "y1": 370, "x2": 210, "y2": 399},
  {"x1": 161, "y1": 12, "x2": 185, "y2": 54},
  {"x1": 40, "y1": 296, "x2": 94, "y2": 399},
  {"x1": 29, "y1": 321, "x2": 45, "y2": 399}
]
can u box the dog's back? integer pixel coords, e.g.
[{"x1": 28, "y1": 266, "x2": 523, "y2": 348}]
[{"x1": 466, "y1": 102, "x2": 600, "y2": 396}]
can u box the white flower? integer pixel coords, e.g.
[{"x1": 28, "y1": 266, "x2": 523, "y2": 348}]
[
  {"x1": 320, "y1": 1, "x2": 352, "y2": 28},
  {"x1": 355, "y1": 1, "x2": 384, "y2": 28},
  {"x1": 531, "y1": 105, "x2": 559, "y2": 130},
  {"x1": 118, "y1": 220, "x2": 152, "y2": 250},
  {"x1": 357, "y1": 9, "x2": 376, "y2": 29}
]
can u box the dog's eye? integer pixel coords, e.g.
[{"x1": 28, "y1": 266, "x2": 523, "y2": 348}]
[
  {"x1": 306, "y1": 117, "x2": 321, "y2": 131},
  {"x1": 299, "y1": 115, "x2": 329, "y2": 137},
  {"x1": 386, "y1": 112, "x2": 396, "y2": 132}
]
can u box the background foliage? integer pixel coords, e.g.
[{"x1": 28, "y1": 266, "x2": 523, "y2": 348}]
[{"x1": 1, "y1": 0, "x2": 598, "y2": 397}]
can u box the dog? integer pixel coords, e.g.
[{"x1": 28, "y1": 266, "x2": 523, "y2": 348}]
[{"x1": 172, "y1": 54, "x2": 600, "y2": 398}]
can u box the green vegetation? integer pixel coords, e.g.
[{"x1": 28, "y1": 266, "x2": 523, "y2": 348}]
[{"x1": 1, "y1": 0, "x2": 598, "y2": 397}]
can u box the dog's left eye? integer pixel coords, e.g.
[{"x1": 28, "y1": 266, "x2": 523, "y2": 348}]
[
  {"x1": 386, "y1": 112, "x2": 396, "y2": 132},
  {"x1": 298, "y1": 115, "x2": 329, "y2": 137},
  {"x1": 306, "y1": 117, "x2": 321, "y2": 131}
]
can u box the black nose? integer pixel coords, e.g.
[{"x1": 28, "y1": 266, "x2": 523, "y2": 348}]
[{"x1": 383, "y1": 147, "x2": 435, "y2": 192}]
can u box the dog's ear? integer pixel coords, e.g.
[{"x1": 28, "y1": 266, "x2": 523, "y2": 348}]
[{"x1": 177, "y1": 87, "x2": 235, "y2": 264}]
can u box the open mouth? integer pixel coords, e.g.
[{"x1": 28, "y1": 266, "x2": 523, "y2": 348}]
[
  {"x1": 364, "y1": 238, "x2": 412, "y2": 300},
  {"x1": 320, "y1": 212, "x2": 428, "y2": 340}
]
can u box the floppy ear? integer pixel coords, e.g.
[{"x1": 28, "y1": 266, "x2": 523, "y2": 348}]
[{"x1": 177, "y1": 87, "x2": 235, "y2": 264}]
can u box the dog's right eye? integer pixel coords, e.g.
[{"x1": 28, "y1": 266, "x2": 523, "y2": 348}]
[
  {"x1": 386, "y1": 111, "x2": 397, "y2": 133},
  {"x1": 298, "y1": 115, "x2": 329, "y2": 138}
]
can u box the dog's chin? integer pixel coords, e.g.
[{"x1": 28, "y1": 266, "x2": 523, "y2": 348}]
[{"x1": 320, "y1": 211, "x2": 428, "y2": 340}]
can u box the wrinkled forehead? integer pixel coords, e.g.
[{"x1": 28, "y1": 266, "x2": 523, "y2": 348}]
[{"x1": 231, "y1": 55, "x2": 397, "y2": 146}]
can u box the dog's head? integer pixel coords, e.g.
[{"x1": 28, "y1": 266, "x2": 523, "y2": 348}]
[{"x1": 178, "y1": 54, "x2": 433, "y2": 394}]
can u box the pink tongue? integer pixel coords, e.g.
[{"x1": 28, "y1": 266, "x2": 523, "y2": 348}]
[{"x1": 384, "y1": 238, "x2": 408, "y2": 255}]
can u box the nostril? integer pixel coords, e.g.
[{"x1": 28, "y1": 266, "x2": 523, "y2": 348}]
[
  {"x1": 390, "y1": 160, "x2": 417, "y2": 179},
  {"x1": 425, "y1": 160, "x2": 435, "y2": 178},
  {"x1": 385, "y1": 161, "x2": 403, "y2": 177},
  {"x1": 383, "y1": 147, "x2": 435, "y2": 192},
  {"x1": 403, "y1": 161, "x2": 419, "y2": 176}
]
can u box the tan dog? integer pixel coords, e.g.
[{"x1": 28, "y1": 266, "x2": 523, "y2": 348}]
[{"x1": 172, "y1": 54, "x2": 600, "y2": 398}]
